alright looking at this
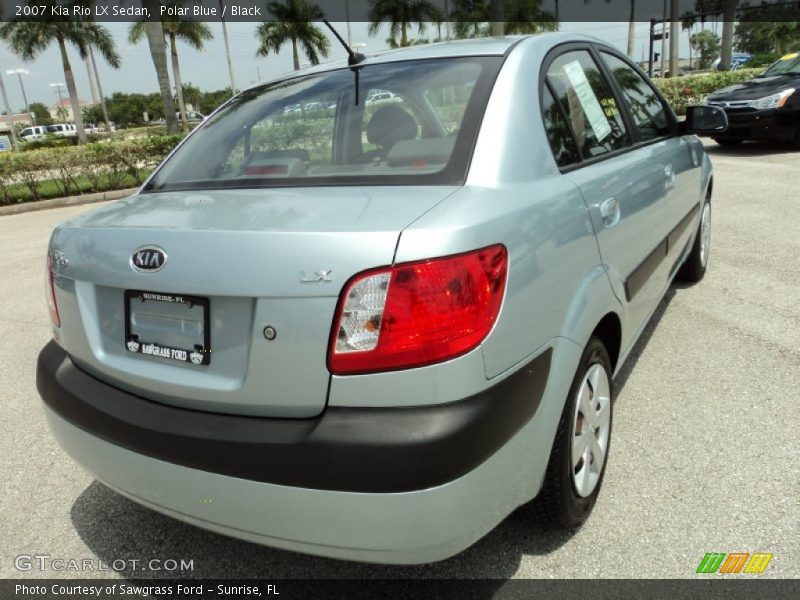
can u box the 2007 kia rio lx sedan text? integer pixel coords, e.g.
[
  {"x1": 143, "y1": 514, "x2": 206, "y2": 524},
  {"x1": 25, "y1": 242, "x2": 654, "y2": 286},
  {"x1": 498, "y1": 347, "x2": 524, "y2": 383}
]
[{"x1": 37, "y1": 34, "x2": 727, "y2": 564}]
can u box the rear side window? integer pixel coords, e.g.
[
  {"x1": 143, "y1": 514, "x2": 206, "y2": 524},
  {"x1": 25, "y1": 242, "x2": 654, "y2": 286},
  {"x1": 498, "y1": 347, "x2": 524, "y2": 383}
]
[
  {"x1": 546, "y1": 50, "x2": 629, "y2": 159},
  {"x1": 541, "y1": 87, "x2": 580, "y2": 167},
  {"x1": 601, "y1": 52, "x2": 670, "y2": 142}
]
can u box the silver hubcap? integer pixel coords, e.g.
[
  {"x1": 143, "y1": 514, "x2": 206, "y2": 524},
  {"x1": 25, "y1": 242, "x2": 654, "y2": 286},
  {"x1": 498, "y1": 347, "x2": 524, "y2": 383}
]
[
  {"x1": 699, "y1": 202, "x2": 711, "y2": 268},
  {"x1": 571, "y1": 364, "x2": 611, "y2": 498}
]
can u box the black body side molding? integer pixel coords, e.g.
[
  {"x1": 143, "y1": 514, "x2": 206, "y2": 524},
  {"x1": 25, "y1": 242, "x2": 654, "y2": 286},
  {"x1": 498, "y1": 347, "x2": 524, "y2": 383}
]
[{"x1": 38, "y1": 342, "x2": 552, "y2": 493}]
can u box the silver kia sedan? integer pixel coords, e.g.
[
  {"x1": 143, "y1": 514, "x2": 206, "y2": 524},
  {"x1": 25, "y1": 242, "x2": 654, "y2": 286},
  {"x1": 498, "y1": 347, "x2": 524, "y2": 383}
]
[{"x1": 38, "y1": 34, "x2": 726, "y2": 564}]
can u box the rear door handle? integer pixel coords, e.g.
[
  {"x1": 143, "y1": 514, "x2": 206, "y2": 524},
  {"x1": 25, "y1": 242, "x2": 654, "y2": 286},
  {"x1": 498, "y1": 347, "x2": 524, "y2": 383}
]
[{"x1": 599, "y1": 197, "x2": 620, "y2": 228}]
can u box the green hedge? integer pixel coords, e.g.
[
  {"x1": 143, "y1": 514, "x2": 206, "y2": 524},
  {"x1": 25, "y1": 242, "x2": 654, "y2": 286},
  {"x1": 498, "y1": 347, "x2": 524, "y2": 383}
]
[
  {"x1": 0, "y1": 134, "x2": 184, "y2": 205},
  {"x1": 653, "y1": 68, "x2": 763, "y2": 115}
]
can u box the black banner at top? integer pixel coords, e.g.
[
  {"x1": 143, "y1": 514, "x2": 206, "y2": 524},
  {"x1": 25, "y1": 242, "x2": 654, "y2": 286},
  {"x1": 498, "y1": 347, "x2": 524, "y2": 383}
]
[{"x1": 1, "y1": 0, "x2": 800, "y2": 23}]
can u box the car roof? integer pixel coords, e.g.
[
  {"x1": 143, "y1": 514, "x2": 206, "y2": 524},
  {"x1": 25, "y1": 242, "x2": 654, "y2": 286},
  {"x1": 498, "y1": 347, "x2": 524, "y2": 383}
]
[{"x1": 245, "y1": 33, "x2": 601, "y2": 92}]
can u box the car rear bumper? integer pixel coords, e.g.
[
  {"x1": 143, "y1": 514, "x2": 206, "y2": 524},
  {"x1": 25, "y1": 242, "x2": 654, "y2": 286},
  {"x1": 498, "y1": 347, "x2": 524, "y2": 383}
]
[
  {"x1": 38, "y1": 340, "x2": 571, "y2": 563},
  {"x1": 38, "y1": 341, "x2": 550, "y2": 493}
]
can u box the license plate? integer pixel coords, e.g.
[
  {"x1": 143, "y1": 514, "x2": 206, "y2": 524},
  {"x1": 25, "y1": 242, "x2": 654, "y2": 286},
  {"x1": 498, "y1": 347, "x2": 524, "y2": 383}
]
[{"x1": 124, "y1": 290, "x2": 210, "y2": 365}]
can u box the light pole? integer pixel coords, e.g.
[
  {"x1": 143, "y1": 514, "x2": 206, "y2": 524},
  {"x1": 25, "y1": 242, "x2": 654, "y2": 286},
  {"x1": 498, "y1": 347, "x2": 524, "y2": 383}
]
[
  {"x1": 7, "y1": 68, "x2": 30, "y2": 114},
  {"x1": 49, "y1": 82, "x2": 66, "y2": 120},
  {"x1": 50, "y1": 82, "x2": 66, "y2": 104}
]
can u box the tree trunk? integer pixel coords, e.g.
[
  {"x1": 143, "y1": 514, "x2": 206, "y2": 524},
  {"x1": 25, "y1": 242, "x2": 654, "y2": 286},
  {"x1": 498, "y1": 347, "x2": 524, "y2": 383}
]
[
  {"x1": 719, "y1": 0, "x2": 736, "y2": 71},
  {"x1": 0, "y1": 72, "x2": 17, "y2": 150},
  {"x1": 669, "y1": 0, "x2": 679, "y2": 78},
  {"x1": 292, "y1": 38, "x2": 300, "y2": 70},
  {"x1": 401, "y1": 23, "x2": 408, "y2": 47},
  {"x1": 490, "y1": 0, "x2": 505, "y2": 36},
  {"x1": 144, "y1": 18, "x2": 178, "y2": 133},
  {"x1": 627, "y1": 0, "x2": 635, "y2": 57},
  {"x1": 80, "y1": 23, "x2": 100, "y2": 106},
  {"x1": 170, "y1": 33, "x2": 189, "y2": 131},
  {"x1": 345, "y1": 0, "x2": 352, "y2": 45},
  {"x1": 88, "y1": 44, "x2": 113, "y2": 134},
  {"x1": 84, "y1": 54, "x2": 99, "y2": 105},
  {"x1": 687, "y1": 28, "x2": 692, "y2": 70},
  {"x1": 659, "y1": 0, "x2": 667, "y2": 77},
  {"x1": 58, "y1": 37, "x2": 88, "y2": 144}
]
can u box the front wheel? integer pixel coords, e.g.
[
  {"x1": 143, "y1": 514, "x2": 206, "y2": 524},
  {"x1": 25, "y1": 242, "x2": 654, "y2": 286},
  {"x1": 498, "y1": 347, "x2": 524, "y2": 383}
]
[
  {"x1": 534, "y1": 338, "x2": 613, "y2": 528},
  {"x1": 791, "y1": 126, "x2": 800, "y2": 149},
  {"x1": 678, "y1": 200, "x2": 711, "y2": 283}
]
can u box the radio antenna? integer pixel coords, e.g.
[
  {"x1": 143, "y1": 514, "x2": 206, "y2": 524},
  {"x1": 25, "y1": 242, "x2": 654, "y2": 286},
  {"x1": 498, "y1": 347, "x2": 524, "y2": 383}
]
[
  {"x1": 322, "y1": 19, "x2": 366, "y2": 67},
  {"x1": 322, "y1": 20, "x2": 366, "y2": 105}
]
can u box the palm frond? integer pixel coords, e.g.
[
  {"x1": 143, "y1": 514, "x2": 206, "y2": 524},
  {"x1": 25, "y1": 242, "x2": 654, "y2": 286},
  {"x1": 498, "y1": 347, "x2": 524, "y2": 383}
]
[{"x1": 256, "y1": 1, "x2": 329, "y2": 66}]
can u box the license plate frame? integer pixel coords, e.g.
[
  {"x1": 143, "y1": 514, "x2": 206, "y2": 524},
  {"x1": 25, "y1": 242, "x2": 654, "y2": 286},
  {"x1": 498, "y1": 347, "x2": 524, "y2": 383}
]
[{"x1": 124, "y1": 290, "x2": 211, "y2": 366}]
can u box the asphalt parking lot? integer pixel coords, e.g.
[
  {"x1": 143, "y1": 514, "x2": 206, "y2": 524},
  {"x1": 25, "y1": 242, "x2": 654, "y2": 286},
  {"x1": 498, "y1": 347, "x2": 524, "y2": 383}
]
[{"x1": 0, "y1": 140, "x2": 797, "y2": 581}]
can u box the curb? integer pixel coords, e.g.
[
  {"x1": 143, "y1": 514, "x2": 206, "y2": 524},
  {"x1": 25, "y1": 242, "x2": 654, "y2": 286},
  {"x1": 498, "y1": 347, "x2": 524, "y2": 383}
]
[{"x1": 0, "y1": 187, "x2": 139, "y2": 217}]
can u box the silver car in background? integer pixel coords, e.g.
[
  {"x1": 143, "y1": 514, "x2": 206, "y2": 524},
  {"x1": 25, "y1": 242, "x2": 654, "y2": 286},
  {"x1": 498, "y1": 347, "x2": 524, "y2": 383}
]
[{"x1": 37, "y1": 34, "x2": 726, "y2": 564}]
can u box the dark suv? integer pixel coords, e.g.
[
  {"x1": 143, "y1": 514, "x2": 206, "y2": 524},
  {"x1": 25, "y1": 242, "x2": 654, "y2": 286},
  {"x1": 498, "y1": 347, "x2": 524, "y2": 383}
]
[{"x1": 705, "y1": 51, "x2": 800, "y2": 146}]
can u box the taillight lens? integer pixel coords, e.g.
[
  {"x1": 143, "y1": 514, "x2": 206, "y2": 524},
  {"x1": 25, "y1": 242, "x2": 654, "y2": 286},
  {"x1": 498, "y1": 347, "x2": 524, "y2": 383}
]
[
  {"x1": 329, "y1": 245, "x2": 508, "y2": 375},
  {"x1": 46, "y1": 255, "x2": 60, "y2": 327}
]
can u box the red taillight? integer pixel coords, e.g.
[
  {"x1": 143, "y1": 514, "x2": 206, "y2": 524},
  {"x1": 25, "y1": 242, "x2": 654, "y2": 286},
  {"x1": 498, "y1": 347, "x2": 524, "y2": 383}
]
[
  {"x1": 46, "y1": 255, "x2": 60, "y2": 327},
  {"x1": 329, "y1": 245, "x2": 508, "y2": 375}
]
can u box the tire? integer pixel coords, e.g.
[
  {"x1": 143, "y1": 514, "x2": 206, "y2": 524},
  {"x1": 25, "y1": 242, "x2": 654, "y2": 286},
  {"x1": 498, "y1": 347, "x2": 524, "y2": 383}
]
[
  {"x1": 677, "y1": 199, "x2": 711, "y2": 283},
  {"x1": 713, "y1": 138, "x2": 743, "y2": 146},
  {"x1": 791, "y1": 126, "x2": 800, "y2": 149},
  {"x1": 534, "y1": 338, "x2": 613, "y2": 529}
]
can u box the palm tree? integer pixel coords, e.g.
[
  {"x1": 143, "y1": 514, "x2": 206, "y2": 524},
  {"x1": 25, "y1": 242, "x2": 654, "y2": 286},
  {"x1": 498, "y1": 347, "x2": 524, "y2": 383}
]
[
  {"x1": 626, "y1": 0, "x2": 635, "y2": 58},
  {"x1": 256, "y1": 0, "x2": 330, "y2": 71},
  {"x1": 219, "y1": 0, "x2": 237, "y2": 96},
  {"x1": 140, "y1": 0, "x2": 177, "y2": 133},
  {"x1": 504, "y1": 0, "x2": 557, "y2": 34},
  {"x1": 368, "y1": 0, "x2": 442, "y2": 48},
  {"x1": 72, "y1": 1, "x2": 121, "y2": 135},
  {"x1": 130, "y1": 19, "x2": 213, "y2": 129},
  {"x1": 490, "y1": 0, "x2": 504, "y2": 36},
  {"x1": 451, "y1": 0, "x2": 555, "y2": 39},
  {"x1": 681, "y1": 12, "x2": 695, "y2": 71},
  {"x1": 0, "y1": 20, "x2": 119, "y2": 144}
]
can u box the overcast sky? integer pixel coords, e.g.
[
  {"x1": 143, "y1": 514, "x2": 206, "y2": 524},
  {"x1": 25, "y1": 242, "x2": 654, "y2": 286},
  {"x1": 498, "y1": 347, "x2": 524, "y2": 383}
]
[{"x1": 0, "y1": 16, "x2": 709, "y2": 113}]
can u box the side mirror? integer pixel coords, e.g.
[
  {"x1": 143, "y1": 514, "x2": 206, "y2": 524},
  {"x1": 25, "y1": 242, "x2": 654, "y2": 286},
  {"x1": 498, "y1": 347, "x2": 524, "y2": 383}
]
[{"x1": 682, "y1": 105, "x2": 728, "y2": 135}]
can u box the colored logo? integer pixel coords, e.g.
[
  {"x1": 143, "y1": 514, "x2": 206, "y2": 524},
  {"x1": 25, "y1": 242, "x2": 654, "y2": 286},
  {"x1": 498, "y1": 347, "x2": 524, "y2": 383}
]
[{"x1": 696, "y1": 552, "x2": 773, "y2": 574}]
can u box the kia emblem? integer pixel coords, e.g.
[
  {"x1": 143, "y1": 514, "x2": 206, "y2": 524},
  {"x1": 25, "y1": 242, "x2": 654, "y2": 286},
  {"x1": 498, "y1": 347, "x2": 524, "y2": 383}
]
[{"x1": 130, "y1": 246, "x2": 167, "y2": 273}]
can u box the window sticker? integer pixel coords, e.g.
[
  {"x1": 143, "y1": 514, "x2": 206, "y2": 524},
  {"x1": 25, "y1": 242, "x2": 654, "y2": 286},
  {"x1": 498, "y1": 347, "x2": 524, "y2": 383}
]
[
  {"x1": 780, "y1": 52, "x2": 798, "y2": 61},
  {"x1": 562, "y1": 60, "x2": 613, "y2": 141}
]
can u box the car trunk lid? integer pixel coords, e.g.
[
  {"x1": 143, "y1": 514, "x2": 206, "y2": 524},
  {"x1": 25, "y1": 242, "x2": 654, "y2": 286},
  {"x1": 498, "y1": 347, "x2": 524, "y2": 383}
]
[{"x1": 51, "y1": 187, "x2": 455, "y2": 417}]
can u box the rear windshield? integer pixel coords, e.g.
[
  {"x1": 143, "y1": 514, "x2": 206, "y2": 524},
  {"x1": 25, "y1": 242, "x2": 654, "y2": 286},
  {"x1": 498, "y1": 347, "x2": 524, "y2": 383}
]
[{"x1": 145, "y1": 57, "x2": 501, "y2": 192}]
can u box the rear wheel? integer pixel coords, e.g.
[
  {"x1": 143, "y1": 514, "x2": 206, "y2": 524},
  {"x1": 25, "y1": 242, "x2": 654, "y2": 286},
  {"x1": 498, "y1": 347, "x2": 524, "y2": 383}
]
[
  {"x1": 678, "y1": 199, "x2": 711, "y2": 283},
  {"x1": 534, "y1": 338, "x2": 613, "y2": 528},
  {"x1": 713, "y1": 138, "x2": 743, "y2": 146}
]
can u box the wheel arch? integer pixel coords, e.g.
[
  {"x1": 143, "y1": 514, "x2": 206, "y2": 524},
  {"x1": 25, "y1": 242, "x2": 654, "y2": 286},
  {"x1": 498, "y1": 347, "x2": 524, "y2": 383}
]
[{"x1": 591, "y1": 312, "x2": 622, "y2": 373}]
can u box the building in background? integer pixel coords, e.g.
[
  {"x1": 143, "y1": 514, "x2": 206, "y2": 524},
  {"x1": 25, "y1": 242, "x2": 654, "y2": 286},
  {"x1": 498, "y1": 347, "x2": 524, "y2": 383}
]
[
  {"x1": 0, "y1": 112, "x2": 34, "y2": 134},
  {"x1": 49, "y1": 98, "x2": 90, "y2": 122}
]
